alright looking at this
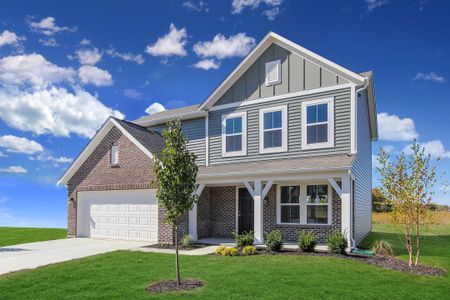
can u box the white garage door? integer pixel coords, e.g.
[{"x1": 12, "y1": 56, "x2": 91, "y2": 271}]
[{"x1": 77, "y1": 189, "x2": 158, "y2": 242}]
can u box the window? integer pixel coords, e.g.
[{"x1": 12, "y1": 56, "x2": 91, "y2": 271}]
[
  {"x1": 306, "y1": 185, "x2": 329, "y2": 224},
  {"x1": 259, "y1": 106, "x2": 287, "y2": 153},
  {"x1": 302, "y1": 98, "x2": 334, "y2": 150},
  {"x1": 222, "y1": 112, "x2": 246, "y2": 157},
  {"x1": 280, "y1": 186, "x2": 300, "y2": 224},
  {"x1": 111, "y1": 145, "x2": 119, "y2": 165},
  {"x1": 265, "y1": 60, "x2": 281, "y2": 86}
]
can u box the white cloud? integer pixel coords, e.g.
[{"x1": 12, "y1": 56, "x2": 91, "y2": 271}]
[
  {"x1": 80, "y1": 38, "x2": 91, "y2": 45},
  {"x1": 123, "y1": 89, "x2": 144, "y2": 100},
  {"x1": 106, "y1": 48, "x2": 144, "y2": 64},
  {"x1": 0, "y1": 135, "x2": 44, "y2": 154},
  {"x1": 231, "y1": 0, "x2": 283, "y2": 14},
  {"x1": 78, "y1": 65, "x2": 113, "y2": 86},
  {"x1": 145, "y1": 23, "x2": 188, "y2": 57},
  {"x1": 414, "y1": 72, "x2": 445, "y2": 83},
  {"x1": 262, "y1": 7, "x2": 281, "y2": 20},
  {"x1": 0, "y1": 30, "x2": 25, "y2": 48},
  {"x1": 365, "y1": 0, "x2": 388, "y2": 12},
  {"x1": 34, "y1": 153, "x2": 73, "y2": 164},
  {"x1": 377, "y1": 112, "x2": 418, "y2": 141},
  {"x1": 0, "y1": 53, "x2": 75, "y2": 87},
  {"x1": 182, "y1": 0, "x2": 209, "y2": 12},
  {"x1": 193, "y1": 59, "x2": 220, "y2": 70},
  {"x1": 0, "y1": 166, "x2": 27, "y2": 173},
  {"x1": 0, "y1": 151, "x2": 6, "y2": 157},
  {"x1": 403, "y1": 140, "x2": 450, "y2": 159},
  {"x1": 193, "y1": 33, "x2": 256, "y2": 60},
  {"x1": 145, "y1": 102, "x2": 166, "y2": 115},
  {"x1": 29, "y1": 16, "x2": 77, "y2": 36},
  {"x1": 372, "y1": 154, "x2": 380, "y2": 169},
  {"x1": 39, "y1": 37, "x2": 59, "y2": 47},
  {"x1": 74, "y1": 48, "x2": 102, "y2": 65},
  {"x1": 0, "y1": 86, "x2": 123, "y2": 138}
]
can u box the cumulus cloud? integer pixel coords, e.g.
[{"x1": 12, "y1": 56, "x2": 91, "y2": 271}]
[
  {"x1": 377, "y1": 112, "x2": 418, "y2": 142},
  {"x1": 106, "y1": 48, "x2": 145, "y2": 64},
  {"x1": 0, "y1": 30, "x2": 25, "y2": 48},
  {"x1": 182, "y1": 0, "x2": 209, "y2": 12},
  {"x1": 231, "y1": 0, "x2": 283, "y2": 14},
  {"x1": 0, "y1": 166, "x2": 27, "y2": 173},
  {"x1": 193, "y1": 59, "x2": 220, "y2": 70},
  {"x1": 365, "y1": 0, "x2": 388, "y2": 12},
  {"x1": 0, "y1": 151, "x2": 6, "y2": 157},
  {"x1": 403, "y1": 140, "x2": 450, "y2": 159},
  {"x1": 263, "y1": 7, "x2": 281, "y2": 20},
  {"x1": 39, "y1": 37, "x2": 59, "y2": 47},
  {"x1": 414, "y1": 72, "x2": 445, "y2": 83},
  {"x1": 73, "y1": 48, "x2": 102, "y2": 65},
  {"x1": 80, "y1": 38, "x2": 91, "y2": 45},
  {"x1": 0, "y1": 135, "x2": 44, "y2": 154},
  {"x1": 193, "y1": 33, "x2": 256, "y2": 60},
  {"x1": 34, "y1": 153, "x2": 73, "y2": 164},
  {"x1": 145, "y1": 23, "x2": 188, "y2": 57},
  {"x1": 29, "y1": 16, "x2": 77, "y2": 36},
  {"x1": 78, "y1": 65, "x2": 113, "y2": 86},
  {"x1": 123, "y1": 89, "x2": 144, "y2": 100},
  {"x1": 145, "y1": 102, "x2": 166, "y2": 115}
]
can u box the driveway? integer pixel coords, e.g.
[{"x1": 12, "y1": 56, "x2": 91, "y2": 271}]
[{"x1": 0, "y1": 238, "x2": 151, "y2": 276}]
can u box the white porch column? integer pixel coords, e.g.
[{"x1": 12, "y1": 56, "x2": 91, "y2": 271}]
[
  {"x1": 253, "y1": 180, "x2": 264, "y2": 245},
  {"x1": 340, "y1": 175, "x2": 352, "y2": 250},
  {"x1": 189, "y1": 184, "x2": 205, "y2": 241}
]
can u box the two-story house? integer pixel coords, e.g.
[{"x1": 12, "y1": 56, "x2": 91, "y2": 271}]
[{"x1": 58, "y1": 32, "x2": 377, "y2": 249}]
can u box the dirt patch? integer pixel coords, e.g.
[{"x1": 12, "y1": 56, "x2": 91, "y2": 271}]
[
  {"x1": 146, "y1": 279, "x2": 203, "y2": 293},
  {"x1": 145, "y1": 243, "x2": 207, "y2": 251}
]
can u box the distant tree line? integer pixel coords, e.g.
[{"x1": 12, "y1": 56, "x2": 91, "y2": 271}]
[{"x1": 372, "y1": 188, "x2": 449, "y2": 212}]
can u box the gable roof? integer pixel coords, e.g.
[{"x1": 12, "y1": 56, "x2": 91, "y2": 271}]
[
  {"x1": 199, "y1": 32, "x2": 366, "y2": 110},
  {"x1": 57, "y1": 117, "x2": 163, "y2": 186},
  {"x1": 133, "y1": 104, "x2": 207, "y2": 127}
]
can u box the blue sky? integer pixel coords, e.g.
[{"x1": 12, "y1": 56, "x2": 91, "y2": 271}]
[{"x1": 0, "y1": 0, "x2": 449, "y2": 228}]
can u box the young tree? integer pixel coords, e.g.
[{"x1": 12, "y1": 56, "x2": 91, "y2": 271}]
[
  {"x1": 377, "y1": 140, "x2": 439, "y2": 266},
  {"x1": 152, "y1": 119, "x2": 198, "y2": 285}
]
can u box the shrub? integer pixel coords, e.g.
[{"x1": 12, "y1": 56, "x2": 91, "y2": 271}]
[
  {"x1": 180, "y1": 234, "x2": 194, "y2": 248},
  {"x1": 372, "y1": 240, "x2": 394, "y2": 256},
  {"x1": 327, "y1": 231, "x2": 348, "y2": 254},
  {"x1": 297, "y1": 230, "x2": 317, "y2": 252},
  {"x1": 215, "y1": 246, "x2": 227, "y2": 255},
  {"x1": 232, "y1": 231, "x2": 254, "y2": 248},
  {"x1": 242, "y1": 245, "x2": 257, "y2": 255},
  {"x1": 264, "y1": 230, "x2": 283, "y2": 252},
  {"x1": 215, "y1": 246, "x2": 239, "y2": 256},
  {"x1": 227, "y1": 247, "x2": 239, "y2": 256}
]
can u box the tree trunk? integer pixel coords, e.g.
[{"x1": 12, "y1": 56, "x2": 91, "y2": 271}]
[
  {"x1": 414, "y1": 223, "x2": 420, "y2": 266},
  {"x1": 405, "y1": 224, "x2": 413, "y2": 267},
  {"x1": 174, "y1": 223, "x2": 181, "y2": 285}
]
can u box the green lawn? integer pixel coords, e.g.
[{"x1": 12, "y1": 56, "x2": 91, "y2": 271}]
[
  {"x1": 0, "y1": 224, "x2": 448, "y2": 299},
  {"x1": 0, "y1": 227, "x2": 67, "y2": 247}
]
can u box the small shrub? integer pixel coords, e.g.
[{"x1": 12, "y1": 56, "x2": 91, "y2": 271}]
[
  {"x1": 180, "y1": 234, "x2": 194, "y2": 248},
  {"x1": 215, "y1": 246, "x2": 239, "y2": 256},
  {"x1": 264, "y1": 230, "x2": 283, "y2": 252},
  {"x1": 242, "y1": 245, "x2": 257, "y2": 255},
  {"x1": 297, "y1": 230, "x2": 317, "y2": 252},
  {"x1": 327, "y1": 231, "x2": 348, "y2": 254},
  {"x1": 232, "y1": 231, "x2": 254, "y2": 248},
  {"x1": 227, "y1": 247, "x2": 239, "y2": 256},
  {"x1": 372, "y1": 240, "x2": 394, "y2": 256},
  {"x1": 215, "y1": 246, "x2": 227, "y2": 255}
]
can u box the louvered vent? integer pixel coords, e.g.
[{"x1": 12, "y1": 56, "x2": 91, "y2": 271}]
[{"x1": 265, "y1": 60, "x2": 281, "y2": 86}]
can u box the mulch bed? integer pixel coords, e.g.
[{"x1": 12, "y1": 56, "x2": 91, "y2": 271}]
[
  {"x1": 146, "y1": 279, "x2": 203, "y2": 293},
  {"x1": 145, "y1": 243, "x2": 207, "y2": 251}
]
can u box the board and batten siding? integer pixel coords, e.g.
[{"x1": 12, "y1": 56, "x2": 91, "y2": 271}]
[
  {"x1": 351, "y1": 89, "x2": 372, "y2": 244},
  {"x1": 215, "y1": 44, "x2": 349, "y2": 106},
  {"x1": 209, "y1": 86, "x2": 351, "y2": 164},
  {"x1": 147, "y1": 118, "x2": 206, "y2": 166}
]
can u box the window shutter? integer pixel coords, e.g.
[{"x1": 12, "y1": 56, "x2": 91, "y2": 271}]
[{"x1": 265, "y1": 60, "x2": 281, "y2": 86}]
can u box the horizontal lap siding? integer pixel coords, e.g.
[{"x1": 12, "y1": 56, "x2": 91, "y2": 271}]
[{"x1": 209, "y1": 87, "x2": 351, "y2": 164}]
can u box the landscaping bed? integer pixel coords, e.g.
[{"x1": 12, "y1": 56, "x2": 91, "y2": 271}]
[
  {"x1": 146, "y1": 279, "x2": 203, "y2": 293},
  {"x1": 145, "y1": 243, "x2": 207, "y2": 251}
]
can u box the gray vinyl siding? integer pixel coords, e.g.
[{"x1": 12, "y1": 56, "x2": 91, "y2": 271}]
[
  {"x1": 215, "y1": 44, "x2": 349, "y2": 106},
  {"x1": 147, "y1": 118, "x2": 206, "y2": 166},
  {"x1": 209, "y1": 87, "x2": 351, "y2": 164},
  {"x1": 352, "y1": 90, "x2": 372, "y2": 244}
]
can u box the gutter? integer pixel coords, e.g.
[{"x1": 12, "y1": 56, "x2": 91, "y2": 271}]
[{"x1": 134, "y1": 110, "x2": 208, "y2": 127}]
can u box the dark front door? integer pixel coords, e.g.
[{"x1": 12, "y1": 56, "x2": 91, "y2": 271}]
[{"x1": 238, "y1": 188, "x2": 254, "y2": 234}]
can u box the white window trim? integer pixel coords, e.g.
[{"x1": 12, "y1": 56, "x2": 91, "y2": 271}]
[
  {"x1": 265, "y1": 60, "x2": 281, "y2": 86},
  {"x1": 305, "y1": 183, "x2": 332, "y2": 225},
  {"x1": 301, "y1": 97, "x2": 335, "y2": 150},
  {"x1": 111, "y1": 145, "x2": 119, "y2": 165},
  {"x1": 276, "y1": 183, "x2": 332, "y2": 226},
  {"x1": 221, "y1": 111, "x2": 247, "y2": 157},
  {"x1": 259, "y1": 105, "x2": 288, "y2": 154}
]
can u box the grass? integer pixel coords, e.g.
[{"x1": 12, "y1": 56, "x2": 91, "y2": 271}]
[
  {"x1": 0, "y1": 227, "x2": 67, "y2": 247},
  {"x1": 373, "y1": 212, "x2": 450, "y2": 225},
  {"x1": 0, "y1": 224, "x2": 449, "y2": 299}
]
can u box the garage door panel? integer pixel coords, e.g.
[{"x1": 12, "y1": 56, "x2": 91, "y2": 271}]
[{"x1": 77, "y1": 189, "x2": 158, "y2": 242}]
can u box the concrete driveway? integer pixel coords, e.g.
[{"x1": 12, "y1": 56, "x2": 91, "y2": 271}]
[{"x1": 0, "y1": 238, "x2": 151, "y2": 276}]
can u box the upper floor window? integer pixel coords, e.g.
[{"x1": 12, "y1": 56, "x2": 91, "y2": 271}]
[
  {"x1": 111, "y1": 144, "x2": 119, "y2": 165},
  {"x1": 222, "y1": 112, "x2": 247, "y2": 157},
  {"x1": 302, "y1": 98, "x2": 334, "y2": 150},
  {"x1": 265, "y1": 60, "x2": 281, "y2": 86},
  {"x1": 259, "y1": 105, "x2": 287, "y2": 154}
]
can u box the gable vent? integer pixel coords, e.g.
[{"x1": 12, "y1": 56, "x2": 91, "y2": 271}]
[{"x1": 265, "y1": 60, "x2": 281, "y2": 86}]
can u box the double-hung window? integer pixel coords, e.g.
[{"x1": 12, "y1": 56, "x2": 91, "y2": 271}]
[
  {"x1": 306, "y1": 184, "x2": 330, "y2": 224},
  {"x1": 259, "y1": 106, "x2": 287, "y2": 153},
  {"x1": 222, "y1": 112, "x2": 246, "y2": 156},
  {"x1": 302, "y1": 98, "x2": 334, "y2": 149},
  {"x1": 279, "y1": 186, "x2": 300, "y2": 224}
]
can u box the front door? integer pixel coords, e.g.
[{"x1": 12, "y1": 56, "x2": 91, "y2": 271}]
[{"x1": 238, "y1": 188, "x2": 254, "y2": 234}]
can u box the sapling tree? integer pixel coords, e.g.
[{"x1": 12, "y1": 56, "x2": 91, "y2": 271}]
[
  {"x1": 152, "y1": 119, "x2": 198, "y2": 285},
  {"x1": 377, "y1": 140, "x2": 440, "y2": 266}
]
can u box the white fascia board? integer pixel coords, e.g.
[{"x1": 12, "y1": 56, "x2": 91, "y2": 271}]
[{"x1": 134, "y1": 110, "x2": 208, "y2": 127}]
